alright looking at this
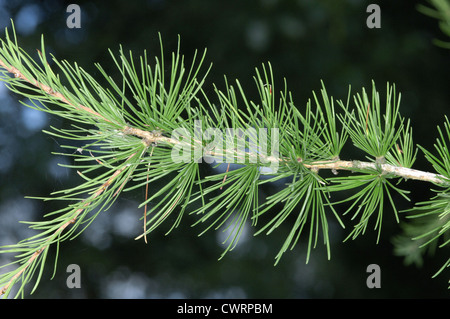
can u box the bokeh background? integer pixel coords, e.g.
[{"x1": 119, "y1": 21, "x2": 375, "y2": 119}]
[{"x1": 0, "y1": 0, "x2": 449, "y2": 298}]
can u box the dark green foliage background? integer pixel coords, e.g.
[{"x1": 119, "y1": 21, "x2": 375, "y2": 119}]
[{"x1": 0, "y1": 0, "x2": 449, "y2": 298}]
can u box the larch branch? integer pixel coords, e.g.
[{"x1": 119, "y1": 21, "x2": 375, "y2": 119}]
[{"x1": 0, "y1": 152, "x2": 137, "y2": 296}]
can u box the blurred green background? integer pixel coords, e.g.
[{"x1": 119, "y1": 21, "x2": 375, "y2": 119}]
[{"x1": 0, "y1": 0, "x2": 449, "y2": 298}]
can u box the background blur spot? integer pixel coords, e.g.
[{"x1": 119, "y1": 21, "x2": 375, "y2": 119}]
[{"x1": 15, "y1": 4, "x2": 43, "y2": 35}]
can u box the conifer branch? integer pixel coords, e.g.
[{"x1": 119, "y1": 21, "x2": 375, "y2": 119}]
[
  {"x1": 1, "y1": 45, "x2": 443, "y2": 187},
  {"x1": 0, "y1": 20, "x2": 448, "y2": 297},
  {"x1": 0, "y1": 152, "x2": 138, "y2": 297},
  {"x1": 0, "y1": 57, "x2": 110, "y2": 122},
  {"x1": 302, "y1": 159, "x2": 447, "y2": 185}
]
